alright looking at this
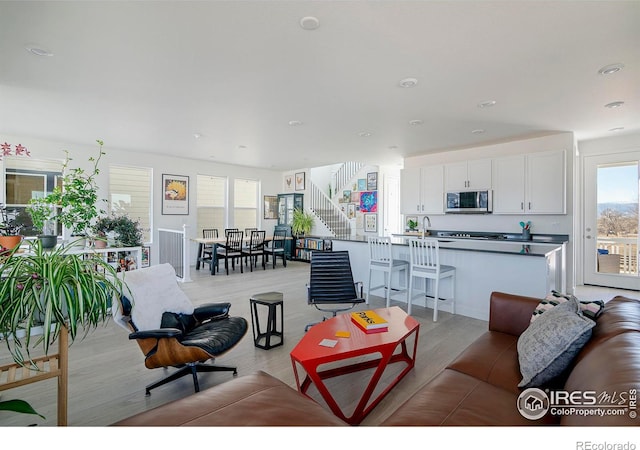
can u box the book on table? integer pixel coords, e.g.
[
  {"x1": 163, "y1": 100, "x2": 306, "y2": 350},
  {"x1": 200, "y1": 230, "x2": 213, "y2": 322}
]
[{"x1": 350, "y1": 310, "x2": 388, "y2": 332}]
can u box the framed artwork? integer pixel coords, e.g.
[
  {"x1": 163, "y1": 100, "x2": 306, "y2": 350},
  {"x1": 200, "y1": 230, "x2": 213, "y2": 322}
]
[
  {"x1": 347, "y1": 203, "x2": 356, "y2": 219},
  {"x1": 264, "y1": 195, "x2": 278, "y2": 219},
  {"x1": 360, "y1": 191, "x2": 377, "y2": 212},
  {"x1": 358, "y1": 178, "x2": 367, "y2": 191},
  {"x1": 342, "y1": 190, "x2": 351, "y2": 203},
  {"x1": 365, "y1": 214, "x2": 377, "y2": 232},
  {"x1": 367, "y1": 172, "x2": 378, "y2": 191},
  {"x1": 350, "y1": 191, "x2": 360, "y2": 202},
  {"x1": 295, "y1": 172, "x2": 306, "y2": 191},
  {"x1": 162, "y1": 174, "x2": 189, "y2": 215},
  {"x1": 141, "y1": 246, "x2": 150, "y2": 268},
  {"x1": 284, "y1": 174, "x2": 294, "y2": 192}
]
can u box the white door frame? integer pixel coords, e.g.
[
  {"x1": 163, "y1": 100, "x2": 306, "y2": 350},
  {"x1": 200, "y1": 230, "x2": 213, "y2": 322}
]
[{"x1": 583, "y1": 151, "x2": 639, "y2": 290}]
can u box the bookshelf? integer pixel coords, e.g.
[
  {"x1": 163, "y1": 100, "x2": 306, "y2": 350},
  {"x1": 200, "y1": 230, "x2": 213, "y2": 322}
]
[{"x1": 294, "y1": 237, "x2": 332, "y2": 262}]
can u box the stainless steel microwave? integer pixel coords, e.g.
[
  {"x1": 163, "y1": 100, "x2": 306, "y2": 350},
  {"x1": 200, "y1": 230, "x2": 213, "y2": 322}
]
[{"x1": 445, "y1": 190, "x2": 492, "y2": 214}]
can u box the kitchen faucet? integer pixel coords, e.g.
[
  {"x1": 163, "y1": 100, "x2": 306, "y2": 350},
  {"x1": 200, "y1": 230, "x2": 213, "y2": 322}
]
[{"x1": 421, "y1": 216, "x2": 431, "y2": 239}]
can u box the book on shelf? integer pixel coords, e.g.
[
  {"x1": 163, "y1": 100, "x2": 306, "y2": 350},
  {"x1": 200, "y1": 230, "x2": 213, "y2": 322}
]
[{"x1": 350, "y1": 310, "x2": 388, "y2": 331}]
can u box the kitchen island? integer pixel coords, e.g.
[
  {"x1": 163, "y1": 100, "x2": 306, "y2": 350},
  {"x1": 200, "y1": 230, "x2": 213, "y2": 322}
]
[{"x1": 332, "y1": 235, "x2": 566, "y2": 321}]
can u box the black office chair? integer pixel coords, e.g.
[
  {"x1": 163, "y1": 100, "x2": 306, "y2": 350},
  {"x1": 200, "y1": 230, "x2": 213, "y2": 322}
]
[
  {"x1": 112, "y1": 263, "x2": 248, "y2": 395},
  {"x1": 264, "y1": 228, "x2": 287, "y2": 269},
  {"x1": 306, "y1": 251, "x2": 365, "y2": 331}
]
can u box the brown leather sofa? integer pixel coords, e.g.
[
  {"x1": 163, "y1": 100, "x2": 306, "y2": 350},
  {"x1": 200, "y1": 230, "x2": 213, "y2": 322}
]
[{"x1": 114, "y1": 292, "x2": 639, "y2": 426}]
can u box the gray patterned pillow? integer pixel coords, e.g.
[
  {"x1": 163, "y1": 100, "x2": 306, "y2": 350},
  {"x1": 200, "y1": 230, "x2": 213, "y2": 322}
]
[{"x1": 517, "y1": 297, "x2": 595, "y2": 388}]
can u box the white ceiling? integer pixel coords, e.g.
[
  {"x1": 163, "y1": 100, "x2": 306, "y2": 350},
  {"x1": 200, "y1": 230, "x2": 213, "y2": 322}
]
[{"x1": 1, "y1": 1, "x2": 639, "y2": 170}]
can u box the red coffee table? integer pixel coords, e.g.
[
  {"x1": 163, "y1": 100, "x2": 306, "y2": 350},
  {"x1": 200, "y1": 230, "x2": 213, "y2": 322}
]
[{"x1": 290, "y1": 306, "x2": 419, "y2": 425}]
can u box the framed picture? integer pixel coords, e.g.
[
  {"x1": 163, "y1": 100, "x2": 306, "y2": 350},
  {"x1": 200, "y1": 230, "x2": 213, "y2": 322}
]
[
  {"x1": 295, "y1": 172, "x2": 305, "y2": 191},
  {"x1": 347, "y1": 203, "x2": 356, "y2": 219},
  {"x1": 141, "y1": 246, "x2": 150, "y2": 268},
  {"x1": 342, "y1": 190, "x2": 351, "y2": 203},
  {"x1": 284, "y1": 174, "x2": 294, "y2": 192},
  {"x1": 367, "y1": 172, "x2": 378, "y2": 191},
  {"x1": 350, "y1": 191, "x2": 360, "y2": 202},
  {"x1": 358, "y1": 178, "x2": 367, "y2": 191},
  {"x1": 264, "y1": 195, "x2": 278, "y2": 219},
  {"x1": 365, "y1": 214, "x2": 377, "y2": 232},
  {"x1": 360, "y1": 191, "x2": 377, "y2": 212},
  {"x1": 162, "y1": 174, "x2": 189, "y2": 215}
]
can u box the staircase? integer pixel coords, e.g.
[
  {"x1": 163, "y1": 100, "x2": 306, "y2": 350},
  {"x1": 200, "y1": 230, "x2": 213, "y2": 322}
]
[
  {"x1": 333, "y1": 161, "x2": 364, "y2": 195},
  {"x1": 309, "y1": 181, "x2": 351, "y2": 239}
]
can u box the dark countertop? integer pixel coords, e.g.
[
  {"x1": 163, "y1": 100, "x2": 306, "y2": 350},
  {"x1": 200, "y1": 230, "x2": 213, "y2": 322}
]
[{"x1": 332, "y1": 235, "x2": 566, "y2": 258}]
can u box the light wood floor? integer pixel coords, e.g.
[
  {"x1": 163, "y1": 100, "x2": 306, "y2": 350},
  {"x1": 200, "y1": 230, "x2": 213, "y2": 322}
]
[{"x1": 0, "y1": 260, "x2": 636, "y2": 427}]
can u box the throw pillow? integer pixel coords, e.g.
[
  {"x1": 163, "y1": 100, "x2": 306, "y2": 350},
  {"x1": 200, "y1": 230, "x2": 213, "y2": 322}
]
[
  {"x1": 517, "y1": 297, "x2": 595, "y2": 388},
  {"x1": 530, "y1": 291, "x2": 604, "y2": 323}
]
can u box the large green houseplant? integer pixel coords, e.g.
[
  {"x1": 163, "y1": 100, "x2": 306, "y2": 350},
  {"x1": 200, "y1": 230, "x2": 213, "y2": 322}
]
[
  {"x1": 92, "y1": 214, "x2": 143, "y2": 248},
  {"x1": 26, "y1": 139, "x2": 107, "y2": 243},
  {"x1": 291, "y1": 208, "x2": 314, "y2": 236},
  {"x1": 0, "y1": 238, "x2": 125, "y2": 365}
]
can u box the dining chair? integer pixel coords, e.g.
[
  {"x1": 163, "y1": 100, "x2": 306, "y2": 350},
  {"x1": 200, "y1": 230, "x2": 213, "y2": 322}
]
[
  {"x1": 242, "y1": 230, "x2": 266, "y2": 271},
  {"x1": 407, "y1": 238, "x2": 455, "y2": 321},
  {"x1": 264, "y1": 228, "x2": 287, "y2": 269},
  {"x1": 202, "y1": 228, "x2": 219, "y2": 272},
  {"x1": 217, "y1": 230, "x2": 244, "y2": 275}
]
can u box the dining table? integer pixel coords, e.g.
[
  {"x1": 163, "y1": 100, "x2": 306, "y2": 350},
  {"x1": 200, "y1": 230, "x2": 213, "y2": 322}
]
[{"x1": 192, "y1": 234, "x2": 292, "y2": 275}]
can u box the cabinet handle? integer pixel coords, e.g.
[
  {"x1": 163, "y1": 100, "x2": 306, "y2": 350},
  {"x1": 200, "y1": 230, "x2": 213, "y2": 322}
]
[
  {"x1": 521, "y1": 202, "x2": 524, "y2": 210},
  {"x1": 421, "y1": 205, "x2": 424, "y2": 211},
  {"x1": 528, "y1": 202, "x2": 531, "y2": 210},
  {"x1": 417, "y1": 204, "x2": 420, "y2": 212}
]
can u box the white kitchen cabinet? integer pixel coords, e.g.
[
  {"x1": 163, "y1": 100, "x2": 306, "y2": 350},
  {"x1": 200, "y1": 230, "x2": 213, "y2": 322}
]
[
  {"x1": 444, "y1": 159, "x2": 492, "y2": 191},
  {"x1": 493, "y1": 150, "x2": 566, "y2": 214},
  {"x1": 401, "y1": 165, "x2": 444, "y2": 215}
]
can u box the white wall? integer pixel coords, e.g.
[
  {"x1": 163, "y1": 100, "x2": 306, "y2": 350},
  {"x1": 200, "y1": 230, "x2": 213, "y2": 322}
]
[{"x1": 0, "y1": 134, "x2": 283, "y2": 266}]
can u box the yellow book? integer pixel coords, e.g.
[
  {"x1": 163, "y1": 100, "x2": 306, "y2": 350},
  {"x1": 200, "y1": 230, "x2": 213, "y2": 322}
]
[{"x1": 350, "y1": 310, "x2": 388, "y2": 330}]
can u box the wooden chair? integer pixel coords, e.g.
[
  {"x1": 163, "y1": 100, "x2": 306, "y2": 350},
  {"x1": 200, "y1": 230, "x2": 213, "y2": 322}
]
[
  {"x1": 407, "y1": 238, "x2": 455, "y2": 321},
  {"x1": 242, "y1": 230, "x2": 266, "y2": 271},
  {"x1": 201, "y1": 228, "x2": 219, "y2": 272},
  {"x1": 264, "y1": 228, "x2": 287, "y2": 269},
  {"x1": 217, "y1": 230, "x2": 244, "y2": 275}
]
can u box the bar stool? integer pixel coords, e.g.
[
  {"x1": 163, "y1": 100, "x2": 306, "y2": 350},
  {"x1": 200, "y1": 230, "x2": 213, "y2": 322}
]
[
  {"x1": 407, "y1": 238, "x2": 455, "y2": 321},
  {"x1": 249, "y1": 292, "x2": 284, "y2": 350},
  {"x1": 366, "y1": 236, "x2": 409, "y2": 308}
]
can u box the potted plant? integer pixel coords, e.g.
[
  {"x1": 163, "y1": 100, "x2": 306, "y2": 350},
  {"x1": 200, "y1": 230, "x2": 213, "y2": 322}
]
[
  {"x1": 0, "y1": 237, "x2": 125, "y2": 365},
  {"x1": 26, "y1": 139, "x2": 107, "y2": 248},
  {"x1": 291, "y1": 208, "x2": 314, "y2": 236},
  {"x1": 25, "y1": 201, "x2": 58, "y2": 249},
  {"x1": 92, "y1": 214, "x2": 143, "y2": 248},
  {"x1": 0, "y1": 204, "x2": 24, "y2": 252}
]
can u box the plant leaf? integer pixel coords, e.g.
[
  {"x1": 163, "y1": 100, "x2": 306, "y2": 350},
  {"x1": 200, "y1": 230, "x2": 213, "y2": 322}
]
[{"x1": 0, "y1": 399, "x2": 45, "y2": 419}]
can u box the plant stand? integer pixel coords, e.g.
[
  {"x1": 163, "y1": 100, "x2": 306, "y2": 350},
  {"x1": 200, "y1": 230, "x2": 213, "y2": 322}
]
[{"x1": 0, "y1": 326, "x2": 68, "y2": 425}]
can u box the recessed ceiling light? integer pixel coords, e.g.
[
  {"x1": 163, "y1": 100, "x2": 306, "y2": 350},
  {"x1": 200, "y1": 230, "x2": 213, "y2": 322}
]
[
  {"x1": 398, "y1": 78, "x2": 418, "y2": 88},
  {"x1": 605, "y1": 101, "x2": 624, "y2": 109},
  {"x1": 388, "y1": 145, "x2": 398, "y2": 150},
  {"x1": 288, "y1": 120, "x2": 303, "y2": 126},
  {"x1": 238, "y1": 145, "x2": 247, "y2": 149},
  {"x1": 608, "y1": 127, "x2": 625, "y2": 132},
  {"x1": 300, "y1": 16, "x2": 320, "y2": 30},
  {"x1": 477, "y1": 100, "x2": 496, "y2": 108},
  {"x1": 358, "y1": 132, "x2": 372, "y2": 137},
  {"x1": 471, "y1": 129, "x2": 485, "y2": 134},
  {"x1": 408, "y1": 119, "x2": 423, "y2": 126},
  {"x1": 26, "y1": 45, "x2": 53, "y2": 57},
  {"x1": 193, "y1": 133, "x2": 202, "y2": 139},
  {"x1": 598, "y1": 63, "x2": 624, "y2": 75}
]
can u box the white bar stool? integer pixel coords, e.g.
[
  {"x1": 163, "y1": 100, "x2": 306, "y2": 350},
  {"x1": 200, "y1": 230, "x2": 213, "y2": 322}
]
[
  {"x1": 366, "y1": 236, "x2": 409, "y2": 308},
  {"x1": 407, "y1": 238, "x2": 455, "y2": 321}
]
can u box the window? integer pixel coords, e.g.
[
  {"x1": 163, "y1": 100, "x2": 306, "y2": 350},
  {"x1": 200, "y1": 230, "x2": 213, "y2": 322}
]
[
  {"x1": 4, "y1": 157, "x2": 62, "y2": 236},
  {"x1": 197, "y1": 174, "x2": 226, "y2": 237},
  {"x1": 109, "y1": 165, "x2": 152, "y2": 243},
  {"x1": 234, "y1": 178, "x2": 258, "y2": 231}
]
